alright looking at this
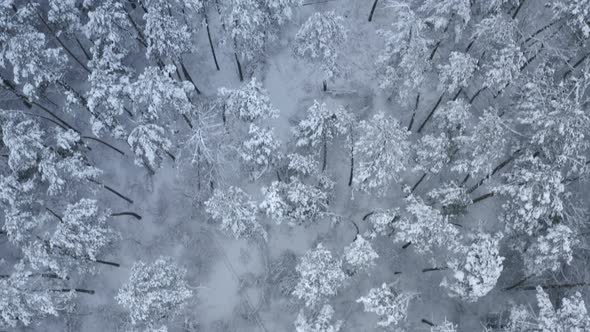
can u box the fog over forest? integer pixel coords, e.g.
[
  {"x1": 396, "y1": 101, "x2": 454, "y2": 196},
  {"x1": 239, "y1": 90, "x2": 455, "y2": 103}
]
[{"x1": 1, "y1": 0, "x2": 590, "y2": 331}]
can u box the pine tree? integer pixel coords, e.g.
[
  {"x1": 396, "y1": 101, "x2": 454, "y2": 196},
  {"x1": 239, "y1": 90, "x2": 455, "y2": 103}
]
[
  {"x1": 356, "y1": 282, "x2": 416, "y2": 328},
  {"x1": 292, "y1": 243, "x2": 346, "y2": 308},
  {"x1": 292, "y1": 11, "x2": 347, "y2": 90},
  {"x1": 353, "y1": 112, "x2": 411, "y2": 195},
  {"x1": 377, "y1": 0, "x2": 432, "y2": 103},
  {"x1": 343, "y1": 235, "x2": 378, "y2": 274},
  {"x1": 437, "y1": 52, "x2": 478, "y2": 93},
  {"x1": 127, "y1": 124, "x2": 173, "y2": 173},
  {"x1": 205, "y1": 186, "x2": 267, "y2": 240},
  {"x1": 116, "y1": 257, "x2": 193, "y2": 330},
  {"x1": 259, "y1": 177, "x2": 328, "y2": 226},
  {"x1": 394, "y1": 194, "x2": 459, "y2": 254},
  {"x1": 506, "y1": 286, "x2": 590, "y2": 331},
  {"x1": 295, "y1": 304, "x2": 342, "y2": 332},
  {"x1": 523, "y1": 224, "x2": 578, "y2": 276},
  {"x1": 0, "y1": 262, "x2": 74, "y2": 329},
  {"x1": 441, "y1": 232, "x2": 504, "y2": 302}
]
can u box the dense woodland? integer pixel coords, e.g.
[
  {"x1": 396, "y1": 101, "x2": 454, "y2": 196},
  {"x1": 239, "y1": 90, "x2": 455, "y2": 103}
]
[{"x1": 1, "y1": 0, "x2": 590, "y2": 331}]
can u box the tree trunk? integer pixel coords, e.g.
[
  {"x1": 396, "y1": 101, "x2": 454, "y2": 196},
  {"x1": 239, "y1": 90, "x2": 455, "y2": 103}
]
[
  {"x1": 422, "y1": 267, "x2": 448, "y2": 273},
  {"x1": 469, "y1": 86, "x2": 486, "y2": 104},
  {"x1": 368, "y1": 0, "x2": 379, "y2": 22},
  {"x1": 111, "y1": 212, "x2": 142, "y2": 220},
  {"x1": 205, "y1": 13, "x2": 220, "y2": 71},
  {"x1": 89, "y1": 179, "x2": 134, "y2": 204},
  {"x1": 421, "y1": 319, "x2": 435, "y2": 326},
  {"x1": 511, "y1": 0, "x2": 525, "y2": 20},
  {"x1": 234, "y1": 53, "x2": 244, "y2": 81},
  {"x1": 75, "y1": 36, "x2": 91, "y2": 60},
  {"x1": 94, "y1": 259, "x2": 120, "y2": 267},
  {"x1": 179, "y1": 61, "x2": 201, "y2": 94},
  {"x1": 402, "y1": 241, "x2": 412, "y2": 249},
  {"x1": 56, "y1": 288, "x2": 95, "y2": 295},
  {"x1": 81, "y1": 136, "x2": 126, "y2": 156},
  {"x1": 322, "y1": 80, "x2": 327, "y2": 91},
  {"x1": 408, "y1": 93, "x2": 420, "y2": 131},
  {"x1": 321, "y1": 138, "x2": 328, "y2": 172},
  {"x1": 348, "y1": 129, "x2": 355, "y2": 186},
  {"x1": 35, "y1": 10, "x2": 90, "y2": 74},
  {"x1": 410, "y1": 172, "x2": 427, "y2": 193},
  {"x1": 471, "y1": 192, "x2": 494, "y2": 204},
  {"x1": 417, "y1": 93, "x2": 444, "y2": 133}
]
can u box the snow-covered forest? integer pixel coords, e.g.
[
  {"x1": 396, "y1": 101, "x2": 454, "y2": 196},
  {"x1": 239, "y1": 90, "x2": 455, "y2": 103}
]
[{"x1": 1, "y1": 0, "x2": 590, "y2": 331}]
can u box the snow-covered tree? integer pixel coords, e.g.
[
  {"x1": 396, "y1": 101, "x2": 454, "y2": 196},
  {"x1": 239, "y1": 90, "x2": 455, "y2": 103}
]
[
  {"x1": 415, "y1": 134, "x2": 452, "y2": 174},
  {"x1": 205, "y1": 186, "x2": 267, "y2": 240},
  {"x1": 259, "y1": 177, "x2": 328, "y2": 226},
  {"x1": 2, "y1": 31, "x2": 67, "y2": 99},
  {"x1": 394, "y1": 194, "x2": 460, "y2": 254},
  {"x1": 116, "y1": 257, "x2": 193, "y2": 330},
  {"x1": 217, "y1": 77, "x2": 279, "y2": 123},
  {"x1": 356, "y1": 282, "x2": 416, "y2": 328},
  {"x1": 551, "y1": 0, "x2": 590, "y2": 38},
  {"x1": 453, "y1": 108, "x2": 511, "y2": 177},
  {"x1": 142, "y1": 0, "x2": 203, "y2": 61},
  {"x1": 420, "y1": 0, "x2": 471, "y2": 40},
  {"x1": 128, "y1": 65, "x2": 194, "y2": 123},
  {"x1": 506, "y1": 286, "x2": 590, "y2": 332},
  {"x1": 496, "y1": 156, "x2": 567, "y2": 237},
  {"x1": 438, "y1": 52, "x2": 478, "y2": 93},
  {"x1": 483, "y1": 44, "x2": 525, "y2": 94},
  {"x1": 431, "y1": 319, "x2": 458, "y2": 332},
  {"x1": 240, "y1": 123, "x2": 281, "y2": 179},
  {"x1": 364, "y1": 209, "x2": 399, "y2": 238},
  {"x1": 427, "y1": 182, "x2": 471, "y2": 216},
  {"x1": 441, "y1": 232, "x2": 504, "y2": 302},
  {"x1": 292, "y1": 11, "x2": 347, "y2": 90},
  {"x1": 127, "y1": 124, "x2": 173, "y2": 173},
  {"x1": 293, "y1": 244, "x2": 346, "y2": 307},
  {"x1": 353, "y1": 112, "x2": 411, "y2": 195},
  {"x1": 523, "y1": 224, "x2": 578, "y2": 276},
  {"x1": 219, "y1": 0, "x2": 270, "y2": 62},
  {"x1": 434, "y1": 99, "x2": 471, "y2": 139},
  {"x1": 292, "y1": 101, "x2": 353, "y2": 170},
  {"x1": 266, "y1": 0, "x2": 303, "y2": 26},
  {"x1": 377, "y1": 0, "x2": 432, "y2": 103},
  {"x1": 343, "y1": 235, "x2": 378, "y2": 274},
  {"x1": 50, "y1": 199, "x2": 117, "y2": 263},
  {"x1": 295, "y1": 304, "x2": 342, "y2": 332},
  {"x1": 515, "y1": 66, "x2": 590, "y2": 175},
  {"x1": 0, "y1": 262, "x2": 74, "y2": 329}
]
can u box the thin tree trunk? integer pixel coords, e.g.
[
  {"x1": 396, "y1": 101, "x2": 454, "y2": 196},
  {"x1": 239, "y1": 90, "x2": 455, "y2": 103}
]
[
  {"x1": 322, "y1": 80, "x2": 327, "y2": 91},
  {"x1": 81, "y1": 136, "x2": 126, "y2": 156},
  {"x1": 55, "y1": 288, "x2": 95, "y2": 295},
  {"x1": 89, "y1": 179, "x2": 134, "y2": 204},
  {"x1": 111, "y1": 212, "x2": 142, "y2": 220},
  {"x1": 402, "y1": 241, "x2": 412, "y2": 249},
  {"x1": 234, "y1": 53, "x2": 244, "y2": 81},
  {"x1": 75, "y1": 36, "x2": 91, "y2": 60},
  {"x1": 505, "y1": 275, "x2": 533, "y2": 291},
  {"x1": 410, "y1": 173, "x2": 427, "y2": 193},
  {"x1": 524, "y1": 19, "x2": 560, "y2": 44},
  {"x1": 472, "y1": 192, "x2": 494, "y2": 204},
  {"x1": 563, "y1": 51, "x2": 590, "y2": 79},
  {"x1": 35, "y1": 11, "x2": 90, "y2": 74},
  {"x1": 460, "y1": 174, "x2": 470, "y2": 185},
  {"x1": 467, "y1": 149, "x2": 521, "y2": 194},
  {"x1": 2, "y1": 78, "x2": 78, "y2": 131},
  {"x1": 348, "y1": 129, "x2": 354, "y2": 186},
  {"x1": 368, "y1": 0, "x2": 379, "y2": 22},
  {"x1": 179, "y1": 61, "x2": 201, "y2": 94},
  {"x1": 408, "y1": 93, "x2": 420, "y2": 131},
  {"x1": 321, "y1": 138, "x2": 328, "y2": 172},
  {"x1": 422, "y1": 267, "x2": 448, "y2": 273},
  {"x1": 182, "y1": 113, "x2": 194, "y2": 129},
  {"x1": 469, "y1": 86, "x2": 486, "y2": 104},
  {"x1": 205, "y1": 13, "x2": 220, "y2": 71},
  {"x1": 511, "y1": 0, "x2": 526, "y2": 20},
  {"x1": 421, "y1": 319, "x2": 435, "y2": 327},
  {"x1": 417, "y1": 93, "x2": 444, "y2": 133},
  {"x1": 94, "y1": 259, "x2": 120, "y2": 267}
]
